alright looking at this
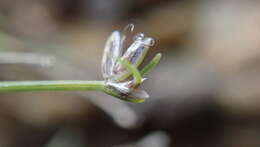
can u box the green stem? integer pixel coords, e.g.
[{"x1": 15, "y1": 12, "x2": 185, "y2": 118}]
[
  {"x1": 0, "y1": 80, "x2": 144, "y2": 103},
  {"x1": 0, "y1": 80, "x2": 105, "y2": 92}
]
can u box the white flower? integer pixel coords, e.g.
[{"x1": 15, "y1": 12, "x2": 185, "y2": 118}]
[{"x1": 101, "y1": 24, "x2": 156, "y2": 102}]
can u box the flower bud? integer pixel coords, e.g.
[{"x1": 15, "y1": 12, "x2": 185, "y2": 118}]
[{"x1": 113, "y1": 34, "x2": 155, "y2": 81}]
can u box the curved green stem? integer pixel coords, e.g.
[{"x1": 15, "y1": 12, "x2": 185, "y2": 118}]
[
  {"x1": 0, "y1": 80, "x2": 105, "y2": 92},
  {"x1": 117, "y1": 58, "x2": 142, "y2": 84}
]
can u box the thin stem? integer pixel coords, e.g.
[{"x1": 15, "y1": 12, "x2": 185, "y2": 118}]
[{"x1": 0, "y1": 80, "x2": 105, "y2": 92}]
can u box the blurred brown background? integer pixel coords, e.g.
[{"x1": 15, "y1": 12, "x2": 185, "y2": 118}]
[{"x1": 0, "y1": 0, "x2": 259, "y2": 147}]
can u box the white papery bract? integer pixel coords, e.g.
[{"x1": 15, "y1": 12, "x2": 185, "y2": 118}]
[{"x1": 101, "y1": 25, "x2": 155, "y2": 100}]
